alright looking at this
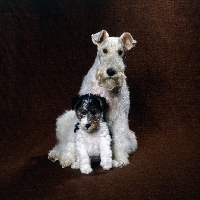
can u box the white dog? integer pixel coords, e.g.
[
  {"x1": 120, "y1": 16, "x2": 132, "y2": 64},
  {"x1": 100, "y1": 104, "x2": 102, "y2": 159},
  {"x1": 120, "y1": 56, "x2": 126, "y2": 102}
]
[
  {"x1": 70, "y1": 94, "x2": 112, "y2": 174},
  {"x1": 48, "y1": 30, "x2": 137, "y2": 168}
]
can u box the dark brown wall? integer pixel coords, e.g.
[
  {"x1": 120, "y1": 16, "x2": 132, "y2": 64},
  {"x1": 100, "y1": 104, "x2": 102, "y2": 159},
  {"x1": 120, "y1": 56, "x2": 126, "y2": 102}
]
[
  {"x1": 1, "y1": 0, "x2": 199, "y2": 139},
  {"x1": 0, "y1": 0, "x2": 199, "y2": 199}
]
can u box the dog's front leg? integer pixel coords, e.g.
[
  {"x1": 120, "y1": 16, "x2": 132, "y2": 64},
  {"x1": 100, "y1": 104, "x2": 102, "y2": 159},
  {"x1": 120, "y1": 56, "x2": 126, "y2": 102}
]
[
  {"x1": 100, "y1": 129, "x2": 112, "y2": 170},
  {"x1": 111, "y1": 114, "x2": 130, "y2": 167},
  {"x1": 76, "y1": 132, "x2": 93, "y2": 174}
]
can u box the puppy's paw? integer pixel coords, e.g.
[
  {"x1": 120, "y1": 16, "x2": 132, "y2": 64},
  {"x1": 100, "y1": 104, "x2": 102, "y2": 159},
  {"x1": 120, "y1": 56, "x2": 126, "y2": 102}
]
[
  {"x1": 80, "y1": 166, "x2": 93, "y2": 174},
  {"x1": 100, "y1": 158, "x2": 112, "y2": 170},
  {"x1": 71, "y1": 161, "x2": 80, "y2": 169}
]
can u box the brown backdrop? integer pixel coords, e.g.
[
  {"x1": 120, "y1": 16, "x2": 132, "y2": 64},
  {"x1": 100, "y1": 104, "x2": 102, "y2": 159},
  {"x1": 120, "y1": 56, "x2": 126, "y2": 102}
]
[{"x1": 0, "y1": 0, "x2": 200, "y2": 199}]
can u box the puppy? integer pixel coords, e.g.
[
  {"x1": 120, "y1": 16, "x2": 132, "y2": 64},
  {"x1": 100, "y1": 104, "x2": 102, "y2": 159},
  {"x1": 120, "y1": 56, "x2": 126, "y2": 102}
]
[{"x1": 71, "y1": 94, "x2": 112, "y2": 174}]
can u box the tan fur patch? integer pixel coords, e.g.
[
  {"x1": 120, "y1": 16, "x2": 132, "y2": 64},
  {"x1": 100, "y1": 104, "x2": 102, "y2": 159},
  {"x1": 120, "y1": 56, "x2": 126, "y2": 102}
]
[{"x1": 96, "y1": 71, "x2": 125, "y2": 90}]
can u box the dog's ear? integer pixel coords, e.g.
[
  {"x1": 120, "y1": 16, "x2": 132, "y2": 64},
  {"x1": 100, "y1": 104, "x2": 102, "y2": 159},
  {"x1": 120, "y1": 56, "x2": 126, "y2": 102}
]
[
  {"x1": 96, "y1": 96, "x2": 107, "y2": 111},
  {"x1": 120, "y1": 32, "x2": 137, "y2": 50},
  {"x1": 91, "y1": 30, "x2": 109, "y2": 46},
  {"x1": 71, "y1": 95, "x2": 82, "y2": 110}
]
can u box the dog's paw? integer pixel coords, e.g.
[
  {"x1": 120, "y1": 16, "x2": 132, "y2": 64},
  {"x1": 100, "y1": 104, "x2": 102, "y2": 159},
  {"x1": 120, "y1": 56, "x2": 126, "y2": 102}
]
[
  {"x1": 100, "y1": 158, "x2": 112, "y2": 170},
  {"x1": 71, "y1": 161, "x2": 80, "y2": 169},
  {"x1": 112, "y1": 160, "x2": 119, "y2": 168},
  {"x1": 80, "y1": 166, "x2": 93, "y2": 174},
  {"x1": 48, "y1": 150, "x2": 59, "y2": 162},
  {"x1": 115, "y1": 158, "x2": 130, "y2": 168}
]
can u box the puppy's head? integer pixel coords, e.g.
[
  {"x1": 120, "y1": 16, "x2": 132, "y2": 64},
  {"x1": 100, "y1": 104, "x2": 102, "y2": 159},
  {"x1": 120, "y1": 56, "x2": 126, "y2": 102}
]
[{"x1": 72, "y1": 94, "x2": 107, "y2": 133}]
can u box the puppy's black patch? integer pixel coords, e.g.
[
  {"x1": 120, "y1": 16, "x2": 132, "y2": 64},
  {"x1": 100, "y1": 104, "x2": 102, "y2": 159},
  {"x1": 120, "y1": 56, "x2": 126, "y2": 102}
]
[
  {"x1": 72, "y1": 94, "x2": 107, "y2": 114},
  {"x1": 74, "y1": 122, "x2": 80, "y2": 133}
]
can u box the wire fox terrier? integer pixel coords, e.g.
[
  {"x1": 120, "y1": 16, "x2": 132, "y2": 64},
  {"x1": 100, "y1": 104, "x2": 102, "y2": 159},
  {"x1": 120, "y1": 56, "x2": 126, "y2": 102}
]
[
  {"x1": 70, "y1": 94, "x2": 112, "y2": 174},
  {"x1": 48, "y1": 30, "x2": 138, "y2": 168}
]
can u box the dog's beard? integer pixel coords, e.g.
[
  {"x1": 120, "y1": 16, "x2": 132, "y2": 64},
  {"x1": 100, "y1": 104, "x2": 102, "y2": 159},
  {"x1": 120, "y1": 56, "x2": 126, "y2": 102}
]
[{"x1": 96, "y1": 71, "x2": 125, "y2": 90}]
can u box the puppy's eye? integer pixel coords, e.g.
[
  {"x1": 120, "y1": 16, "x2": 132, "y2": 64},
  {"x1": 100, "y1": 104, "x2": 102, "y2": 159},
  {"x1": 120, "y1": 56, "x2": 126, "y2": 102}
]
[
  {"x1": 103, "y1": 49, "x2": 108, "y2": 54},
  {"x1": 81, "y1": 111, "x2": 87, "y2": 115},
  {"x1": 91, "y1": 111, "x2": 96, "y2": 115},
  {"x1": 118, "y1": 50, "x2": 123, "y2": 56}
]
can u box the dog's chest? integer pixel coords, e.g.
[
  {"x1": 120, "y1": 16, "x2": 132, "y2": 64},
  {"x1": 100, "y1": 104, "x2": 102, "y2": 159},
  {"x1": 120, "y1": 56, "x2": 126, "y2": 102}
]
[{"x1": 90, "y1": 79, "x2": 120, "y2": 118}]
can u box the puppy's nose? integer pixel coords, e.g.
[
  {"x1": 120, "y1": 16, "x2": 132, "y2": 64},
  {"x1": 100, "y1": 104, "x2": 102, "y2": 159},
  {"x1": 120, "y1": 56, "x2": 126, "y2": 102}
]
[
  {"x1": 85, "y1": 124, "x2": 91, "y2": 129},
  {"x1": 107, "y1": 68, "x2": 116, "y2": 77}
]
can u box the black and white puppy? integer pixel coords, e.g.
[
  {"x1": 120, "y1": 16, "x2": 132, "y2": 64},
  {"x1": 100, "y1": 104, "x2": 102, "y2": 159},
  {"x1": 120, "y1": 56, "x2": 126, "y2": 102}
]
[{"x1": 71, "y1": 94, "x2": 112, "y2": 174}]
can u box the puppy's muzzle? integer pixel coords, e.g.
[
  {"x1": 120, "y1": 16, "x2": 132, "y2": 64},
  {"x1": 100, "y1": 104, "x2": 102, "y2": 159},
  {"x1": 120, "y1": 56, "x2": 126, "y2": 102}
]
[{"x1": 85, "y1": 123, "x2": 91, "y2": 129}]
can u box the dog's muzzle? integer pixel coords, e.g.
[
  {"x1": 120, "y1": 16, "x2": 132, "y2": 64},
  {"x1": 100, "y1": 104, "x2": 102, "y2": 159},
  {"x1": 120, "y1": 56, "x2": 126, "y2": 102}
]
[
  {"x1": 96, "y1": 69, "x2": 126, "y2": 90},
  {"x1": 106, "y1": 68, "x2": 116, "y2": 77}
]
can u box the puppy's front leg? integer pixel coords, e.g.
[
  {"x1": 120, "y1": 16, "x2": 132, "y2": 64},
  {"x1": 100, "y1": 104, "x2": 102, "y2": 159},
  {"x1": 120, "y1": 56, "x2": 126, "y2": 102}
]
[
  {"x1": 76, "y1": 131, "x2": 93, "y2": 174},
  {"x1": 100, "y1": 126, "x2": 112, "y2": 170}
]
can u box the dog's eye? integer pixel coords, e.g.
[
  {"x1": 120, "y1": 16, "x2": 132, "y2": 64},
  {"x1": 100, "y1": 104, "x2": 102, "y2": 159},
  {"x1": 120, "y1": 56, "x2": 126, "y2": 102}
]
[
  {"x1": 118, "y1": 50, "x2": 123, "y2": 56},
  {"x1": 103, "y1": 49, "x2": 108, "y2": 54}
]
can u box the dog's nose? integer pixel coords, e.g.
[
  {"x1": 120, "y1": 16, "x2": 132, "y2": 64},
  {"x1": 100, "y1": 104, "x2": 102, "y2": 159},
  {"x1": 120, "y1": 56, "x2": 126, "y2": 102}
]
[
  {"x1": 85, "y1": 124, "x2": 91, "y2": 129},
  {"x1": 107, "y1": 68, "x2": 116, "y2": 77}
]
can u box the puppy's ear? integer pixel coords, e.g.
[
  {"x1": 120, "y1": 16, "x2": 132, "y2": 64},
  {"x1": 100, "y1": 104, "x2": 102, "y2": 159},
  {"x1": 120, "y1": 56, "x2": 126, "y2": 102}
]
[
  {"x1": 91, "y1": 30, "x2": 109, "y2": 46},
  {"x1": 71, "y1": 96, "x2": 82, "y2": 110},
  {"x1": 97, "y1": 96, "x2": 107, "y2": 111}
]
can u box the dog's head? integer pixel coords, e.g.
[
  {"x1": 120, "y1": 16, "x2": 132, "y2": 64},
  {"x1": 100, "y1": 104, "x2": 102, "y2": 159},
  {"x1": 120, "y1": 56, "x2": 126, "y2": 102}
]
[
  {"x1": 72, "y1": 94, "x2": 107, "y2": 133},
  {"x1": 92, "y1": 30, "x2": 137, "y2": 90}
]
